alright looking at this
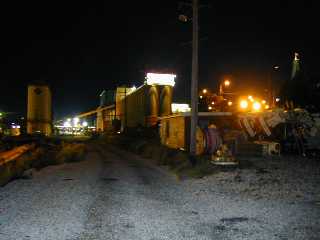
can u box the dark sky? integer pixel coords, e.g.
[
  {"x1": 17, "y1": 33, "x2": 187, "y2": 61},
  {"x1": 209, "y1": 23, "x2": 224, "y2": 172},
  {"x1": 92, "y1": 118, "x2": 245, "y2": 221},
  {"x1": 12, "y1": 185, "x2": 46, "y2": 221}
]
[{"x1": 1, "y1": 0, "x2": 319, "y2": 119}]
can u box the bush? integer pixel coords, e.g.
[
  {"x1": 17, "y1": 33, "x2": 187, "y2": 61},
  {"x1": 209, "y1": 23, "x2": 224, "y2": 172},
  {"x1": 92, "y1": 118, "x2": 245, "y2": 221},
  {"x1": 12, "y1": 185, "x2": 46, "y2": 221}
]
[
  {"x1": 0, "y1": 147, "x2": 46, "y2": 186},
  {"x1": 56, "y1": 143, "x2": 87, "y2": 163},
  {"x1": 0, "y1": 164, "x2": 12, "y2": 186},
  {"x1": 0, "y1": 142, "x2": 88, "y2": 187},
  {"x1": 102, "y1": 130, "x2": 217, "y2": 179},
  {"x1": 153, "y1": 146, "x2": 215, "y2": 179}
]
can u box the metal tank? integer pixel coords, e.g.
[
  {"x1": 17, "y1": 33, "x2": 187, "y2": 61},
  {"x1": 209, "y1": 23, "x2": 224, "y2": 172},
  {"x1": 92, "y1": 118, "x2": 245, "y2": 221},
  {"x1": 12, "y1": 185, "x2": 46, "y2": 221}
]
[
  {"x1": 159, "y1": 86, "x2": 173, "y2": 116},
  {"x1": 27, "y1": 84, "x2": 52, "y2": 136}
]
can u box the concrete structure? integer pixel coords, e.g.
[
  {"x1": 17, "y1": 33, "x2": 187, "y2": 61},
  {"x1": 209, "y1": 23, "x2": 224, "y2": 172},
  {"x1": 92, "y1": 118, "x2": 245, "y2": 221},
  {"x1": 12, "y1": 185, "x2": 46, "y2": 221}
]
[
  {"x1": 27, "y1": 84, "x2": 52, "y2": 136},
  {"x1": 75, "y1": 105, "x2": 116, "y2": 132},
  {"x1": 96, "y1": 105, "x2": 116, "y2": 132}
]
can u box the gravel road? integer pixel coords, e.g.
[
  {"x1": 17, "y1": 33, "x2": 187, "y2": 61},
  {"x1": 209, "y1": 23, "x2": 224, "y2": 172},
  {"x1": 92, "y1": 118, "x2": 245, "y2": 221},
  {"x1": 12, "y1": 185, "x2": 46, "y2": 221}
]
[{"x1": 0, "y1": 145, "x2": 319, "y2": 240}]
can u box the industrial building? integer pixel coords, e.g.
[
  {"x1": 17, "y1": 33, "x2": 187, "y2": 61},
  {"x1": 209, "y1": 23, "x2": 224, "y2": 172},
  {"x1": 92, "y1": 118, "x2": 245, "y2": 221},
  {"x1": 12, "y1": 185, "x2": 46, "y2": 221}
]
[{"x1": 73, "y1": 73, "x2": 176, "y2": 132}]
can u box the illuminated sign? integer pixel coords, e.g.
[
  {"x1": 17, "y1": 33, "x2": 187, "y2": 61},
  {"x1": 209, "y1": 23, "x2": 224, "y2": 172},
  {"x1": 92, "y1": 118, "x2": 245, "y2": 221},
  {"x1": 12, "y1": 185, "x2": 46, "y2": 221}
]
[
  {"x1": 172, "y1": 103, "x2": 190, "y2": 113},
  {"x1": 146, "y1": 73, "x2": 176, "y2": 86}
]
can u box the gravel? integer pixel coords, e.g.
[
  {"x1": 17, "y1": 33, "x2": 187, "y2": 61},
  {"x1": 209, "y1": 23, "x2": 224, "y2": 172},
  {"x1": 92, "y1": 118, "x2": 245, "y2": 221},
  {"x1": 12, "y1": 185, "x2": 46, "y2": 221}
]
[{"x1": 0, "y1": 145, "x2": 319, "y2": 240}]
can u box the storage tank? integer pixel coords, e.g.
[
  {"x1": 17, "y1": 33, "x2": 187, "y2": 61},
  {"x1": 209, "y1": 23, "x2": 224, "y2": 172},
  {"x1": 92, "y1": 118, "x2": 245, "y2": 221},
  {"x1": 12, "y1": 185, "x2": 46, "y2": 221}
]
[
  {"x1": 159, "y1": 86, "x2": 173, "y2": 116},
  {"x1": 147, "y1": 85, "x2": 159, "y2": 126},
  {"x1": 27, "y1": 84, "x2": 52, "y2": 136}
]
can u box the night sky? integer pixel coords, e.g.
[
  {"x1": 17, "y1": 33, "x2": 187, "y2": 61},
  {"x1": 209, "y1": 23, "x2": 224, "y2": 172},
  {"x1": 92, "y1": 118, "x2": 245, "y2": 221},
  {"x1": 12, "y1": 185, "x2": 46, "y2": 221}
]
[{"x1": 1, "y1": 0, "x2": 319, "y2": 119}]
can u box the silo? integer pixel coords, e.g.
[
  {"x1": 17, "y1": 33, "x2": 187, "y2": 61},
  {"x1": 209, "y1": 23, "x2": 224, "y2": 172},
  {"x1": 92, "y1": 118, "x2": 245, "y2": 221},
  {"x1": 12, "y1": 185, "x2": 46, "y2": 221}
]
[
  {"x1": 160, "y1": 86, "x2": 173, "y2": 116},
  {"x1": 27, "y1": 84, "x2": 52, "y2": 136}
]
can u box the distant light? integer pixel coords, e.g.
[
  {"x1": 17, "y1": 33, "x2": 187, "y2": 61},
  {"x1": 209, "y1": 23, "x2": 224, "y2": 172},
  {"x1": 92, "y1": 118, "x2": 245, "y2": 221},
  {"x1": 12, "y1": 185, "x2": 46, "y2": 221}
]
[
  {"x1": 202, "y1": 89, "x2": 207, "y2": 94},
  {"x1": 73, "y1": 117, "x2": 80, "y2": 125},
  {"x1": 67, "y1": 118, "x2": 71, "y2": 122},
  {"x1": 208, "y1": 106, "x2": 213, "y2": 110},
  {"x1": 253, "y1": 101, "x2": 261, "y2": 111},
  {"x1": 0, "y1": 112, "x2": 2, "y2": 117},
  {"x1": 265, "y1": 105, "x2": 270, "y2": 109},
  {"x1": 199, "y1": 95, "x2": 203, "y2": 99},
  {"x1": 63, "y1": 121, "x2": 71, "y2": 128},
  {"x1": 82, "y1": 121, "x2": 88, "y2": 127},
  {"x1": 228, "y1": 101, "x2": 233, "y2": 106},
  {"x1": 261, "y1": 100, "x2": 266, "y2": 104},
  {"x1": 172, "y1": 103, "x2": 190, "y2": 113},
  {"x1": 146, "y1": 73, "x2": 176, "y2": 86},
  {"x1": 274, "y1": 65, "x2": 280, "y2": 70},
  {"x1": 117, "y1": 131, "x2": 121, "y2": 134},
  {"x1": 224, "y1": 80, "x2": 230, "y2": 87},
  {"x1": 131, "y1": 85, "x2": 136, "y2": 91},
  {"x1": 211, "y1": 101, "x2": 215, "y2": 105},
  {"x1": 248, "y1": 95, "x2": 254, "y2": 102},
  {"x1": 240, "y1": 100, "x2": 248, "y2": 109},
  {"x1": 12, "y1": 126, "x2": 16, "y2": 129},
  {"x1": 276, "y1": 97, "x2": 280, "y2": 102},
  {"x1": 178, "y1": 14, "x2": 188, "y2": 22}
]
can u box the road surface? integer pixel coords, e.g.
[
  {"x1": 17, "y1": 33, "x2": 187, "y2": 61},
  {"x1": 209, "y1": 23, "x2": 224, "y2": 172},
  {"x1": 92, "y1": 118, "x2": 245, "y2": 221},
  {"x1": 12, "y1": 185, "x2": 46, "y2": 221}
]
[{"x1": 0, "y1": 145, "x2": 319, "y2": 240}]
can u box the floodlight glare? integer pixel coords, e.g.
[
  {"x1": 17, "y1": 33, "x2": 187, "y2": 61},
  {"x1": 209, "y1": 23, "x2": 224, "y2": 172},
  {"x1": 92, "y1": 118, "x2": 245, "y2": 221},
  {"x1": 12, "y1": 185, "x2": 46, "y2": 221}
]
[
  {"x1": 146, "y1": 73, "x2": 176, "y2": 86},
  {"x1": 253, "y1": 101, "x2": 261, "y2": 111},
  {"x1": 171, "y1": 103, "x2": 190, "y2": 113},
  {"x1": 73, "y1": 117, "x2": 80, "y2": 125}
]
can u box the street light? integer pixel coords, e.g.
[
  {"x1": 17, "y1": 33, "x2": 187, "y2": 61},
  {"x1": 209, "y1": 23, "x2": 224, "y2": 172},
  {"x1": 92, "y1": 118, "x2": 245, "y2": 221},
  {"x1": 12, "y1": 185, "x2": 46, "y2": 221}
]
[
  {"x1": 224, "y1": 79, "x2": 230, "y2": 87},
  {"x1": 240, "y1": 100, "x2": 248, "y2": 109},
  {"x1": 202, "y1": 89, "x2": 207, "y2": 94},
  {"x1": 219, "y1": 79, "x2": 231, "y2": 95},
  {"x1": 253, "y1": 101, "x2": 261, "y2": 111}
]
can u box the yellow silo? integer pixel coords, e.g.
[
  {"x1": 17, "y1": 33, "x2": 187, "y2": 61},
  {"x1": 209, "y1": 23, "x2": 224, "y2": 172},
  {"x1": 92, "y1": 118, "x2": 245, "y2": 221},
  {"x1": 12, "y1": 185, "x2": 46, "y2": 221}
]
[
  {"x1": 27, "y1": 84, "x2": 52, "y2": 136},
  {"x1": 160, "y1": 86, "x2": 173, "y2": 116}
]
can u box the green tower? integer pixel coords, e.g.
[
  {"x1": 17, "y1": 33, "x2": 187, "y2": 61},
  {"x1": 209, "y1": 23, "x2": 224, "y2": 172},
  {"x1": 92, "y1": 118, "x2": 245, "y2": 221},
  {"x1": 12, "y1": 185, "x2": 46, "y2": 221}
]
[{"x1": 291, "y1": 52, "x2": 300, "y2": 80}]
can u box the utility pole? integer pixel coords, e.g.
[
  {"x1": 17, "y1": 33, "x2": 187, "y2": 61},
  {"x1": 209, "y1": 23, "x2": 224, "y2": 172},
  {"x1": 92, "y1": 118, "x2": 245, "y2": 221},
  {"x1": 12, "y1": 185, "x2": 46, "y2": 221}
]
[
  {"x1": 190, "y1": 0, "x2": 198, "y2": 156},
  {"x1": 269, "y1": 65, "x2": 279, "y2": 108},
  {"x1": 124, "y1": 87, "x2": 127, "y2": 130}
]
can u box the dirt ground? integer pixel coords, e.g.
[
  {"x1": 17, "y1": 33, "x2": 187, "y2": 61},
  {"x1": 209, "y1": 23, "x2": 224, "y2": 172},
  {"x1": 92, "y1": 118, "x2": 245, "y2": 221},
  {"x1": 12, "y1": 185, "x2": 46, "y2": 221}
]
[{"x1": 0, "y1": 144, "x2": 319, "y2": 240}]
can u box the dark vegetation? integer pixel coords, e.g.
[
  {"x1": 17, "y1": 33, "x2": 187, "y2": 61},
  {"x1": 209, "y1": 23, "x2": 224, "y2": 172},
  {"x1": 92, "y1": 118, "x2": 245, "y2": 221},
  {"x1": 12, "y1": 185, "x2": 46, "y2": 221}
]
[
  {"x1": 101, "y1": 128, "x2": 217, "y2": 179},
  {"x1": 0, "y1": 139, "x2": 87, "y2": 186}
]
